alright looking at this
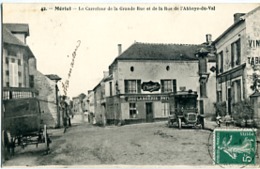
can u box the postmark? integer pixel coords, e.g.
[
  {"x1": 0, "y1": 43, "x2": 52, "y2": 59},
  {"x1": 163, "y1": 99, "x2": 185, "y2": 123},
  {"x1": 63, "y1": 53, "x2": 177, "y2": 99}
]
[{"x1": 213, "y1": 128, "x2": 257, "y2": 165}]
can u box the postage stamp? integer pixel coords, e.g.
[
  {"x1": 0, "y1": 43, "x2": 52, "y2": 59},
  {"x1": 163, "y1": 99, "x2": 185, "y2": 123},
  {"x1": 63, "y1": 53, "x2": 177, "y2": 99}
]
[{"x1": 213, "y1": 129, "x2": 257, "y2": 165}]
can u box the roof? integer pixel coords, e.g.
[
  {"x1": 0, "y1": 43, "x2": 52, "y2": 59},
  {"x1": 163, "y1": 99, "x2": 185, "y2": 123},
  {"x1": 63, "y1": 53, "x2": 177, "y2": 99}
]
[
  {"x1": 45, "y1": 74, "x2": 62, "y2": 81},
  {"x1": 3, "y1": 24, "x2": 35, "y2": 58},
  {"x1": 115, "y1": 42, "x2": 204, "y2": 62},
  {"x1": 3, "y1": 26, "x2": 26, "y2": 46},
  {"x1": 212, "y1": 20, "x2": 245, "y2": 45},
  {"x1": 212, "y1": 6, "x2": 260, "y2": 45},
  {"x1": 4, "y1": 23, "x2": 30, "y2": 36}
]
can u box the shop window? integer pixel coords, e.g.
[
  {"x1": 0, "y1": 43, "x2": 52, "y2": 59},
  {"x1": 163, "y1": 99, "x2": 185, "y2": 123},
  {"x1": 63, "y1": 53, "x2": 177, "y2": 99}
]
[
  {"x1": 129, "y1": 103, "x2": 137, "y2": 118},
  {"x1": 124, "y1": 80, "x2": 141, "y2": 94},
  {"x1": 161, "y1": 79, "x2": 177, "y2": 93},
  {"x1": 162, "y1": 103, "x2": 169, "y2": 116},
  {"x1": 231, "y1": 39, "x2": 241, "y2": 67}
]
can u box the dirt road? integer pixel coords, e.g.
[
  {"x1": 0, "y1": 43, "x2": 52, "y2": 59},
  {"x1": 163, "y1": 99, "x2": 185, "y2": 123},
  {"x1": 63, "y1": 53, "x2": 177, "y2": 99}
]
[{"x1": 2, "y1": 117, "x2": 259, "y2": 167}]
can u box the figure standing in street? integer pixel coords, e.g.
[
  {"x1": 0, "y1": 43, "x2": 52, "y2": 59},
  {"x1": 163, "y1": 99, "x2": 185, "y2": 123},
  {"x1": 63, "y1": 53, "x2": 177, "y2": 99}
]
[{"x1": 60, "y1": 95, "x2": 70, "y2": 133}]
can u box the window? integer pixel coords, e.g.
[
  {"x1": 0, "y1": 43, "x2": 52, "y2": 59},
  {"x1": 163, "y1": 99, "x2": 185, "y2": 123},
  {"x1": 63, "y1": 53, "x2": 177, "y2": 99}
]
[
  {"x1": 200, "y1": 82, "x2": 207, "y2": 98},
  {"x1": 18, "y1": 71, "x2": 22, "y2": 77},
  {"x1": 217, "y1": 91, "x2": 222, "y2": 102},
  {"x1": 11, "y1": 58, "x2": 15, "y2": 63},
  {"x1": 5, "y1": 58, "x2": 9, "y2": 64},
  {"x1": 218, "y1": 51, "x2": 223, "y2": 73},
  {"x1": 9, "y1": 62, "x2": 18, "y2": 87},
  {"x1": 18, "y1": 59, "x2": 21, "y2": 65},
  {"x1": 124, "y1": 80, "x2": 141, "y2": 94},
  {"x1": 162, "y1": 103, "x2": 169, "y2": 116},
  {"x1": 6, "y1": 70, "x2": 9, "y2": 76},
  {"x1": 6, "y1": 82, "x2": 10, "y2": 87},
  {"x1": 19, "y1": 83, "x2": 22, "y2": 87},
  {"x1": 232, "y1": 79, "x2": 242, "y2": 103},
  {"x1": 161, "y1": 79, "x2": 177, "y2": 93},
  {"x1": 231, "y1": 39, "x2": 241, "y2": 67},
  {"x1": 129, "y1": 103, "x2": 137, "y2": 118},
  {"x1": 166, "y1": 66, "x2": 170, "y2": 71},
  {"x1": 29, "y1": 75, "x2": 34, "y2": 88},
  {"x1": 130, "y1": 66, "x2": 134, "y2": 72}
]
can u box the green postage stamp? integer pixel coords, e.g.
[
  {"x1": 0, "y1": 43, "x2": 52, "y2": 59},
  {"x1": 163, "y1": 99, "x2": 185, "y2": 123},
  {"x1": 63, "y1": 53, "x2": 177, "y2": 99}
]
[{"x1": 214, "y1": 129, "x2": 257, "y2": 165}]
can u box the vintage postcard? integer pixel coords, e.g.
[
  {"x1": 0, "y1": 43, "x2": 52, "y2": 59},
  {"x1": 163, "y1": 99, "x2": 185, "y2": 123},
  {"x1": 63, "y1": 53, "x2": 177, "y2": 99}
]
[{"x1": 1, "y1": 2, "x2": 260, "y2": 168}]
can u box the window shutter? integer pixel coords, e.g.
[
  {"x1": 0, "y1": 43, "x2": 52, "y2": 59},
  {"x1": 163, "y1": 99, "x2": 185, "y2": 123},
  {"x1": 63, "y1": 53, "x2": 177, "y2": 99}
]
[
  {"x1": 172, "y1": 80, "x2": 177, "y2": 93},
  {"x1": 237, "y1": 80, "x2": 241, "y2": 102},
  {"x1": 221, "y1": 52, "x2": 224, "y2": 73},
  {"x1": 137, "y1": 80, "x2": 141, "y2": 93},
  {"x1": 161, "y1": 80, "x2": 164, "y2": 93},
  {"x1": 231, "y1": 43, "x2": 234, "y2": 67},
  {"x1": 236, "y1": 40, "x2": 241, "y2": 65},
  {"x1": 124, "y1": 80, "x2": 128, "y2": 94}
]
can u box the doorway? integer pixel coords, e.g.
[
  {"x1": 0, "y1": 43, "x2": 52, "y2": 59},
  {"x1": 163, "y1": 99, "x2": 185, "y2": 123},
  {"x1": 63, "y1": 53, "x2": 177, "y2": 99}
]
[{"x1": 146, "y1": 103, "x2": 153, "y2": 122}]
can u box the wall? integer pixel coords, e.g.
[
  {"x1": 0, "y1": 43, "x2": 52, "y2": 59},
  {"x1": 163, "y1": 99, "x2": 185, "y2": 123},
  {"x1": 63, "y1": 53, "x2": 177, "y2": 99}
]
[
  {"x1": 245, "y1": 7, "x2": 260, "y2": 97},
  {"x1": 29, "y1": 58, "x2": 59, "y2": 128},
  {"x1": 117, "y1": 60, "x2": 200, "y2": 94}
]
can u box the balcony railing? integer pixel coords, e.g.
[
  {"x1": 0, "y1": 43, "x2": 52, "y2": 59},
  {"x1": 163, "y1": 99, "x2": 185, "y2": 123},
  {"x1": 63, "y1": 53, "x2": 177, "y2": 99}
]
[{"x1": 3, "y1": 87, "x2": 39, "y2": 100}]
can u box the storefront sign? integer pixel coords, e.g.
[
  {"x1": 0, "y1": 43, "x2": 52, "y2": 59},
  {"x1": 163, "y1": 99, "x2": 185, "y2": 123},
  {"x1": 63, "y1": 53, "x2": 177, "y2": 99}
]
[
  {"x1": 248, "y1": 57, "x2": 260, "y2": 65},
  {"x1": 127, "y1": 95, "x2": 169, "y2": 102},
  {"x1": 141, "y1": 81, "x2": 160, "y2": 92}
]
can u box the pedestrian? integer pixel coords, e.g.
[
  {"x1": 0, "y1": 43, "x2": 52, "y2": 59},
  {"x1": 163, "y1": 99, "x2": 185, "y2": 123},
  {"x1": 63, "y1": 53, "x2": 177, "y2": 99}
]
[{"x1": 60, "y1": 95, "x2": 70, "y2": 133}]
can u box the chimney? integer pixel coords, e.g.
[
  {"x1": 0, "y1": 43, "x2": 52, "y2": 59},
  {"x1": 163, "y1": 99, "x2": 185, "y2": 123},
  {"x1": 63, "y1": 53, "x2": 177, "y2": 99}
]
[
  {"x1": 118, "y1": 44, "x2": 122, "y2": 55},
  {"x1": 206, "y1": 34, "x2": 212, "y2": 44},
  {"x1": 233, "y1": 13, "x2": 245, "y2": 23}
]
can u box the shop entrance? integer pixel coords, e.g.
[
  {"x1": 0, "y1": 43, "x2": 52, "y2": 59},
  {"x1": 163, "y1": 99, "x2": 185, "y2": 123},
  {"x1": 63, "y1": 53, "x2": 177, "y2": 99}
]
[{"x1": 146, "y1": 102, "x2": 153, "y2": 122}]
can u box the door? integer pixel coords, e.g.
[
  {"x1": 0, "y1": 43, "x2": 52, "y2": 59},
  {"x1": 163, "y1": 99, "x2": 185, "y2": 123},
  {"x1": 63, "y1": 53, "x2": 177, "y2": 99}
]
[
  {"x1": 146, "y1": 103, "x2": 153, "y2": 122},
  {"x1": 228, "y1": 88, "x2": 232, "y2": 115},
  {"x1": 199, "y1": 100, "x2": 204, "y2": 114}
]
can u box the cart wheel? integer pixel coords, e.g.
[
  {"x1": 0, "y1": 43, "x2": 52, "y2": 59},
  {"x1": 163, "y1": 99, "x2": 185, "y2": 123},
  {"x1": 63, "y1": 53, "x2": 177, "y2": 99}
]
[
  {"x1": 43, "y1": 125, "x2": 50, "y2": 153},
  {"x1": 178, "y1": 118, "x2": 182, "y2": 129},
  {"x1": 2, "y1": 130, "x2": 14, "y2": 159}
]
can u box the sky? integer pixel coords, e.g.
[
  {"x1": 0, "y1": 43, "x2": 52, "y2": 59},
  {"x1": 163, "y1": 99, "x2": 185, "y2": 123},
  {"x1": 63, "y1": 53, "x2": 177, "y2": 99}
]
[{"x1": 2, "y1": 3, "x2": 259, "y2": 98}]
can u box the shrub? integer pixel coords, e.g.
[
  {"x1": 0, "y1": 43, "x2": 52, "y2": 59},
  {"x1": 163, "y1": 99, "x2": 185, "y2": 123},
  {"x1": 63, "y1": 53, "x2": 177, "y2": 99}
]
[
  {"x1": 232, "y1": 99, "x2": 254, "y2": 121},
  {"x1": 213, "y1": 101, "x2": 227, "y2": 117}
]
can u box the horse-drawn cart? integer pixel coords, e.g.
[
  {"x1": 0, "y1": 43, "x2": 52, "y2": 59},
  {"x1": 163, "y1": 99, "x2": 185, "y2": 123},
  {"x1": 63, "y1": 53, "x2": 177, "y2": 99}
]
[{"x1": 2, "y1": 98, "x2": 51, "y2": 159}]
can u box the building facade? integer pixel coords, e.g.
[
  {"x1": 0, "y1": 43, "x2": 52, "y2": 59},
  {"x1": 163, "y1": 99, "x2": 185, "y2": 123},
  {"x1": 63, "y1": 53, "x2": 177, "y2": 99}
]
[
  {"x1": 105, "y1": 42, "x2": 214, "y2": 124},
  {"x1": 3, "y1": 23, "x2": 38, "y2": 99},
  {"x1": 3, "y1": 23, "x2": 63, "y2": 128},
  {"x1": 213, "y1": 7, "x2": 260, "y2": 124}
]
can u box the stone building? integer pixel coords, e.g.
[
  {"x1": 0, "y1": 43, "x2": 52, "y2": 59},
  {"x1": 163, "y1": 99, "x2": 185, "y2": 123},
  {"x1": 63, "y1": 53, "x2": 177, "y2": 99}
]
[
  {"x1": 104, "y1": 42, "x2": 215, "y2": 124},
  {"x1": 3, "y1": 23, "x2": 62, "y2": 128},
  {"x1": 213, "y1": 6, "x2": 260, "y2": 125}
]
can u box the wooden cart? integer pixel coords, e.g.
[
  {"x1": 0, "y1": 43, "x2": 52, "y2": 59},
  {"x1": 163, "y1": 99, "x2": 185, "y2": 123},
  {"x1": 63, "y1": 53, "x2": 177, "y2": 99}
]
[{"x1": 2, "y1": 98, "x2": 51, "y2": 159}]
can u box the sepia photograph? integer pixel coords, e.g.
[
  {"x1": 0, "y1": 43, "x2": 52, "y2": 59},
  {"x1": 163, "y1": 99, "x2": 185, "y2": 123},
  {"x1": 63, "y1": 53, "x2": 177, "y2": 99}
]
[{"x1": 1, "y1": 2, "x2": 260, "y2": 168}]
